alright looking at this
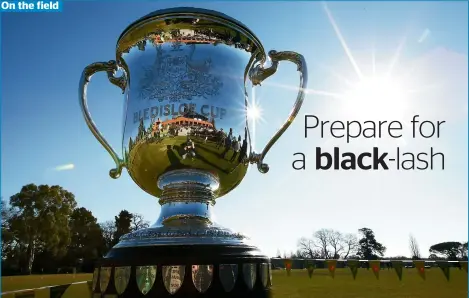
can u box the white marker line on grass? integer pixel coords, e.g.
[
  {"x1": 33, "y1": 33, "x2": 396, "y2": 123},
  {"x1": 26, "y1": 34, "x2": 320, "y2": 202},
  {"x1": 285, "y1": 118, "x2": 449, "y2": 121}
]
[{"x1": 1, "y1": 280, "x2": 89, "y2": 295}]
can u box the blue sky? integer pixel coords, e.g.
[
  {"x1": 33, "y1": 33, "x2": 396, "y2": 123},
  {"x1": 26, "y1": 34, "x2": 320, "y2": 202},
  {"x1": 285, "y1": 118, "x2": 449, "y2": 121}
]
[{"x1": 1, "y1": 1, "x2": 468, "y2": 257}]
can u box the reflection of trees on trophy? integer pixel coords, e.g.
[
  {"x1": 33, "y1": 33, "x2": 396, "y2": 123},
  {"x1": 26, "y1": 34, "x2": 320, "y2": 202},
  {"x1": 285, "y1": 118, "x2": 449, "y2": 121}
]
[
  {"x1": 216, "y1": 128, "x2": 227, "y2": 149},
  {"x1": 239, "y1": 127, "x2": 248, "y2": 163},
  {"x1": 137, "y1": 40, "x2": 146, "y2": 51},
  {"x1": 223, "y1": 29, "x2": 234, "y2": 46},
  {"x1": 221, "y1": 128, "x2": 233, "y2": 158},
  {"x1": 137, "y1": 119, "x2": 146, "y2": 142},
  {"x1": 230, "y1": 135, "x2": 241, "y2": 162}
]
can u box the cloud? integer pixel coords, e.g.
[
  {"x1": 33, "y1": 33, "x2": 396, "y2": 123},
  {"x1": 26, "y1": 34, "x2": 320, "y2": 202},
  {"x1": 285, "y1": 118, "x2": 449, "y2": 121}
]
[{"x1": 53, "y1": 164, "x2": 75, "y2": 171}]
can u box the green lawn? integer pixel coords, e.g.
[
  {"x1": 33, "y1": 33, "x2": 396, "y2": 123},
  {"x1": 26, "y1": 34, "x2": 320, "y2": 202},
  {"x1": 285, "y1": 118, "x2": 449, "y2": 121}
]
[
  {"x1": 2, "y1": 269, "x2": 467, "y2": 297},
  {"x1": 272, "y1": 268, "x2": 468, "y2": 298},
  {"x1": 1, "y1": 274, "x2": 91, "y2": 297}
]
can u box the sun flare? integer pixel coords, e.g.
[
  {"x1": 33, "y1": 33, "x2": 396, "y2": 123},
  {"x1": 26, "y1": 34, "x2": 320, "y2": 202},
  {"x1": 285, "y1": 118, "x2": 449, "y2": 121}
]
[
  {"x1": 342, "y1": 76, "x2": 409, "y2": 120},
  {"x1": 247, "y1": 104, "x2": 262, "y2": 121}
]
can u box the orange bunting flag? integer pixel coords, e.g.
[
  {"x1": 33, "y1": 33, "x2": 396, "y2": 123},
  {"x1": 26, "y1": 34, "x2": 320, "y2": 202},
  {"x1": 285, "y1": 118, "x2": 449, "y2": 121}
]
[
  {"x1": 369, "y1": 260, "x2": 380, "y2": 280},
  {"x1": 284, "y1": 259, "x2": 292, "y2": 276},
  {"x1": 347, "y1": 260, "x2": 360, "y2": 280},
  {"x1": 391, "y1": 261, "x2": 403, "y2": 281},
  {"x1": 326, "y1": 260, "x2": 337, "y2": 279},
  {"x1": 460, "y1": 261, "x2": 468, "y2": 273},
  {"x1": 413, "y1": 260, "x2": 426, "y2": 280}
]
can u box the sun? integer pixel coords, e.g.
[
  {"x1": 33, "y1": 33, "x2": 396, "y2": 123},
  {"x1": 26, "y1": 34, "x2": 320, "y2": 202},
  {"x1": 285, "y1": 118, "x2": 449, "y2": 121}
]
[{"x1": 247, "y1": 104, "x2": 262, "y2": 121}]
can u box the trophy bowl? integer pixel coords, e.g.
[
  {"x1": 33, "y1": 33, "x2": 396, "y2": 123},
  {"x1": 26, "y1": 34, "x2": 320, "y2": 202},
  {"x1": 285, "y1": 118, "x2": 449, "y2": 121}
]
[{"x1": 80, "y1": 7, "x2": 307, "y2": 298}]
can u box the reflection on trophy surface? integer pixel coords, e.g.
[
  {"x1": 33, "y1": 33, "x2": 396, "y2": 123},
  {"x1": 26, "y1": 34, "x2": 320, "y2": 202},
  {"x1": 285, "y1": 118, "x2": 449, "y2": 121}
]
[
  {"x1": 80, "y1": 7, "x2": 307, "y2": 297},
  {"x1": 192, "y1": 265, "x2": 213, "y2": 293},
  {"x1": 163, "y1": 265, "x2": 185, "y2": 294}
]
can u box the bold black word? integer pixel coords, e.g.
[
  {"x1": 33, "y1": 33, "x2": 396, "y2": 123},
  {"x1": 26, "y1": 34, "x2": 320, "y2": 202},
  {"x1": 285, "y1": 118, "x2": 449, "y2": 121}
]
[{"x1": 316, "y1": 147, "x2": 388, "y2": 170}]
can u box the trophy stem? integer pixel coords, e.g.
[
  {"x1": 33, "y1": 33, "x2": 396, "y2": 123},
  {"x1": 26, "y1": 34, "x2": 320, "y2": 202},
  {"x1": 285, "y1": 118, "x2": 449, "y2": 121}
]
[{"x1": 154, "y1": 169, "x2": 219, "y2": 226}]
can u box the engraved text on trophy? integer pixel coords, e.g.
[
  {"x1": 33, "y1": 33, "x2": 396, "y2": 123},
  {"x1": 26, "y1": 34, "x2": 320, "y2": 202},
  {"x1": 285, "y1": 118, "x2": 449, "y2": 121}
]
[{"x1": 139, "y1": 44, "x2": 223, "y2": 103}]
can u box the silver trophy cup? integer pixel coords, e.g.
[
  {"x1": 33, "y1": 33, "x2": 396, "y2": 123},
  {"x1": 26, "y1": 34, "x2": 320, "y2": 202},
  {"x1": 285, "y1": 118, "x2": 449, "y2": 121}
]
[{"x1": 80, "y1": 7, "x2": 307, "y2": 297}]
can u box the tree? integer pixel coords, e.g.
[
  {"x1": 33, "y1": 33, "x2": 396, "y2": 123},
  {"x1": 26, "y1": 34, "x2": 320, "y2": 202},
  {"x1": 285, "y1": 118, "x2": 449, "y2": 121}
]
[
  {"x1": 294, "y1": 249, "x2": 305, "y2": 258},
  {"x1": 357, "y1": 228, "x2": 386, "y2": 260},
  {"x1": 8, "y1": 184, "x2": 77, "y2": 274},
  {"x1": 112, "y1": 210, "x2": 133, "y2": 245},
  {"x1": 342, "y1": 233, "x2": 359, "y2": 259},
  {"x1": 131, "y1": 213, "x2": 150, "y2": 231},
  {"x1": 327, "y1": 230, "x2": 344, "y2": 259},
  {"x1": 459, "y1": 242, "x2": 468, "y2": 260},
  {"x1": 100, "y1": 221, "x2": 116, "y2": 253},
  {"x1": 428, "y1": 254, "x2": 444, "y2": 260},
  {"x1": 409, "y1": 234, "x2": 421, "y2": 260},
  {"x1": 298, "y1": 230, "x2": 359, "y2": 259},
  {"x1": 297, "y1": 237, "x2": 316, "y2": 259},
  {"x1": 313, "y1": 229, "x2": 331, "y2": 259},
  {"x1": 429, "y1": 242, "x2": 462, "y2": 260},
  {"x1": 1, "y1": 198, "x2": 16, "y2": 258},
  {"x1": 68, "y1": 208, "x2": 104, "y2": 260}
]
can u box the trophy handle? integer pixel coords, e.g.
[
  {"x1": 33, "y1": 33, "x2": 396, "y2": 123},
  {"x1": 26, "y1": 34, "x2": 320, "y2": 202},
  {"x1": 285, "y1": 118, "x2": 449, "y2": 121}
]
[
  {"x1": 79, "y1": 60, "x2": 127, "y2": 179},
  {"x1": 248, "y1": 50, "x2": 308, "y2": 174}
]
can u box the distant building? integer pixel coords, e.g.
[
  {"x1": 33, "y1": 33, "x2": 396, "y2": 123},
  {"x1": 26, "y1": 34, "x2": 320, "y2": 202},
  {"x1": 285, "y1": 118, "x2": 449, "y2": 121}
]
[{"x1": 154, "y1": 111, "x2": 214, "y2": 132}]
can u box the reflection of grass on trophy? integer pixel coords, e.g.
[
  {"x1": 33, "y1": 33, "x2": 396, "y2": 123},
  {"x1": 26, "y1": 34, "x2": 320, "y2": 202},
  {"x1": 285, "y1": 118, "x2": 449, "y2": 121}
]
[{"x1": 127, "y1": 135, "x2": 248, "y2": 198}]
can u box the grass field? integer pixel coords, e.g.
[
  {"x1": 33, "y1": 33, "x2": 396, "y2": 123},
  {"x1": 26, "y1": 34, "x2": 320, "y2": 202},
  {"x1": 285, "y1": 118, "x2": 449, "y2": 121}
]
[{"x1": 2, "y1": 269, "x2": 467, "y2": 297}]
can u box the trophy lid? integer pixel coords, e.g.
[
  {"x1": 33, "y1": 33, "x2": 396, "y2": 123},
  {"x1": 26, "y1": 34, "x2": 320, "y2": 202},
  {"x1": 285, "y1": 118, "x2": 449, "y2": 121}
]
[{"x1": 117, "y1": 7, "x2": 265, "y2": 57}]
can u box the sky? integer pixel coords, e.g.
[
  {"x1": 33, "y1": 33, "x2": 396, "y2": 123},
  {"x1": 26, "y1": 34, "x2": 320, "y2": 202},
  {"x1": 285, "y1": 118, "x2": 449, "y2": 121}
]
[{"x1": 1, "y1": 1, "x2": 468, "y2": 258}]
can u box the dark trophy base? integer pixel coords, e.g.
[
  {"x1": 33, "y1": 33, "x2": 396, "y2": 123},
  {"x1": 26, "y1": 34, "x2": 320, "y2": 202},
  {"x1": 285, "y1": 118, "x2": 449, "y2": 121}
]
[{"x1": 91, "y1": 244, "x2": 272, "y2": 298}]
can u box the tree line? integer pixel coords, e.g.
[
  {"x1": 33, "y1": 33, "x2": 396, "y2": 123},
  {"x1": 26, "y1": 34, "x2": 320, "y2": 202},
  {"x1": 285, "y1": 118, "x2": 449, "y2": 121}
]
[
  {"x1": 1, "y1": 183, "x2": 150, "y2": 276},
  {"x1": 2, "y1": 184, "x2": 467, "y2": 276},
  {"x1": 280, "y1": 228, "x2": 468, "y2": 261}
]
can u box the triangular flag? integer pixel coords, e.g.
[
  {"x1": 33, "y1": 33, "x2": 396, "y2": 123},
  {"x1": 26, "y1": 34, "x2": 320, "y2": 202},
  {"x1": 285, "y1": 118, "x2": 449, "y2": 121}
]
[
  {"x1": 305, "y1": 260, "x2": 315, "y2": 278},
  {"x1": 284, "y1": 259, "x2": 292, "y2": 276},
  {"x1": 460, "y1": 261, "x2": 468, "y2": 273},
  {"x1": 437, "y1": 261, "x2": 450, "y2": 281},
  {"x1": 347, "y1": 260, "x2": 360, "y2": 280},
  {"x1": 326, "y1": 260, "x2": 337, "y2": 279},
  {"x1": 369, "y1": 260, "x2": 380, "y2": 280},
  {"x1": 50, "y1": 284, "x2": 70, "y2": 298},
  {"x1": 15, "y1": 291, "x2": 35, "y2": 298},
  {"x1": 391, "y1": 261, "x2": 403, "y2": 281},
  {"x1": 413, "y1": 260, "x2": 426, "y2": 280}
]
